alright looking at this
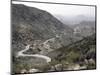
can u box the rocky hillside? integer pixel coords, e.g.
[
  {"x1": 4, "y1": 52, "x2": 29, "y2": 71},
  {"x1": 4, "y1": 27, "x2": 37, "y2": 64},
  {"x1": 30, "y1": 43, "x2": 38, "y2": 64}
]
[
  {"x1": 12, "y1": 4, "x2": 96, "y2": 74},
  {"x1": 71, "y1": 21, "x2": 95, "y2": 37},
  {"x1": 12, "y1": 4, "x2": 73, "y2": 41},
  {"x1": 46, "y1": 33, "x2": 96, "y2": 72},
  {"x1": 12, "y1": 4, "x2": 81, "y2": 55}
]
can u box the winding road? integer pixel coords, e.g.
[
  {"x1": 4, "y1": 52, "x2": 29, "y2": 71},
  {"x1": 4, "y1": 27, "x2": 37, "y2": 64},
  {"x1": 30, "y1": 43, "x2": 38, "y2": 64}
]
[{"x1": 17, "y1": 45, "x2": 51, "y2": 63}]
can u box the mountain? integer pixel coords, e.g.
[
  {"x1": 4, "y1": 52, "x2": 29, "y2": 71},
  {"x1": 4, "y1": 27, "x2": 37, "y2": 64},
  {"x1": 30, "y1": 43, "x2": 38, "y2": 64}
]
[
  {"x1": 54, "y1": 15, "x2": 95, "y2": 25},
  {"x1": 48, "y1": 33, "x2": 96, "y2": 70},
  {"x1": 70, "y1": 21, "x2": 95, "y2": 37},
  {"x1": 12, "y1": 4, "x2": 75, "y2": 55},
  {"x1": 12, "y1": 4, "x2": 96, "y2": 74},
  {"x1": 12, "y1": 4, "x2": 75, "y2": 73}
]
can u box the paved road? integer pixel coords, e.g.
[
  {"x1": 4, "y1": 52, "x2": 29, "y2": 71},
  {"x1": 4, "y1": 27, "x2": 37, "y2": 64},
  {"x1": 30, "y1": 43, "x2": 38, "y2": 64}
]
[{"x1": 17, "y1": 45, "x2": 51, "y2": 63}]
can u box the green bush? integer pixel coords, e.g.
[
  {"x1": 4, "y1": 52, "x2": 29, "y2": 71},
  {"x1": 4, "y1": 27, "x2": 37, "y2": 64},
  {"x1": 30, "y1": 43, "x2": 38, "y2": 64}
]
[{"x1": 66, "y1": 51, "x2": 81, "y2": 63}]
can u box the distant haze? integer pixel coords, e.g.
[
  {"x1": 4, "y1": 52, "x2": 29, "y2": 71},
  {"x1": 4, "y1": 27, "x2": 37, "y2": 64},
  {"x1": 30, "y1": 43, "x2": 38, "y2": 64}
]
[
  {"x1": 12, "y1": 1, "x2": 95, "y2": 25},
  {"x1": 55, "y1": 15, "x2": 95, "y2": 25}
]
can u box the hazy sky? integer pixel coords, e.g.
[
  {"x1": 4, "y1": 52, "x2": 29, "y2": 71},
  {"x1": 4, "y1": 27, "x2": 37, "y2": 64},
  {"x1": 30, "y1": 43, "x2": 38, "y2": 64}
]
[{"x1": 12, "y1": 1, "x2": 95, "y2": 18}]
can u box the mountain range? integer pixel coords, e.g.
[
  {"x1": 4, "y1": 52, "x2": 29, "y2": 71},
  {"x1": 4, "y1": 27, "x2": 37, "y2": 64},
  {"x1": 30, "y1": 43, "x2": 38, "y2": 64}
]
[{"x1": 12, "y1": 4, "x2": 96, "y2": 74}]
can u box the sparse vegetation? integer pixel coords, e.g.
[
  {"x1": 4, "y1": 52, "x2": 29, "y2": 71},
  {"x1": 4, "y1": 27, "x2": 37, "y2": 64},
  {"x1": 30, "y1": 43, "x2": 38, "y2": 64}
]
[{"x1": 12, "y1": 4, "x2": 96, "y2": 74}]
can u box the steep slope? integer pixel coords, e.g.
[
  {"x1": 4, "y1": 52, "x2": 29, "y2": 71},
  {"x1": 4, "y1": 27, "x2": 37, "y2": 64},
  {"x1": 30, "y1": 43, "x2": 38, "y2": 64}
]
[
  {"x1": 12, "y1": 4, "x2": 96, "y2": 74},
  {"x1": 12, "y1": 4, "x2": 75, "y2": 74},
  {"x1": 71, "y1": 21, "x2": 95, "y2": 37},
  {"x1": 12, "y1": 4, "x2": 74, "y2": 54},
  {"x1": 48, "y1": 33, "x2": 96, "y2": 70},
  {"x1": 12, "y1": 4, "x2": 73, "y2": 41},
  {"x1": 48, "y1": 33, "x2": 96, "y2": 58}
]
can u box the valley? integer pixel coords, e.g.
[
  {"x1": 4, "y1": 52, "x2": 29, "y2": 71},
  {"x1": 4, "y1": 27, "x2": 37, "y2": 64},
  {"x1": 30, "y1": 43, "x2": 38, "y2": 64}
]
[{"x1": 12, "y1": 3, "x2": 96, "y2": 74}]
